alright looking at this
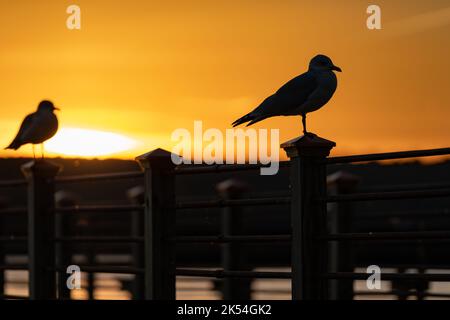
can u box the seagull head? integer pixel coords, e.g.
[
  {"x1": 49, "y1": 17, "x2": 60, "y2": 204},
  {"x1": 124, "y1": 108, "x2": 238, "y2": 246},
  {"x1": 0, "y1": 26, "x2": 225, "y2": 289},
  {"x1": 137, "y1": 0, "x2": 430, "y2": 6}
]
[
  {"x1": 37, "y1": 100, "x2": 60, "y2": 113},
  {"x1": 309, "y1": 54, "x2": 342, "y2": 73}
]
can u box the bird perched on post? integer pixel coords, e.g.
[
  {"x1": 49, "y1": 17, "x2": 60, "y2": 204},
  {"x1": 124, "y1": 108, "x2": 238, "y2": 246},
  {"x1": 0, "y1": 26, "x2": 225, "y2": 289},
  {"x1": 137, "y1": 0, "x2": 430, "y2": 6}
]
[
  {"x1": 5, "y1": 100, "x2": 59, "y2": 158},
  {"x1": 232, "y1": 54, "x2": 341, "y2": 135}
]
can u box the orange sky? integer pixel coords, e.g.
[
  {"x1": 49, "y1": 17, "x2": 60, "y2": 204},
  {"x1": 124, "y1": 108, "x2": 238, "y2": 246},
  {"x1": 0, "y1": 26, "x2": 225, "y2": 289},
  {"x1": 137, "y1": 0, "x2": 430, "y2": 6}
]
[{"x1": 0, "y1": 0, "x2": 449, "y2": 160}]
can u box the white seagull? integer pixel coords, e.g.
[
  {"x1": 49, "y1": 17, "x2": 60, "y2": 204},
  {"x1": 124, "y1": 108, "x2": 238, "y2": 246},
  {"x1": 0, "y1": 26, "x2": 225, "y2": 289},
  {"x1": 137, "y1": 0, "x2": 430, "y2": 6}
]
[
  {"x1": 232, "y1": 54, "x2": 341, "y2": 135},
  {"x1": 5, "y1": 100, "x2": 60, "y2": 158}
]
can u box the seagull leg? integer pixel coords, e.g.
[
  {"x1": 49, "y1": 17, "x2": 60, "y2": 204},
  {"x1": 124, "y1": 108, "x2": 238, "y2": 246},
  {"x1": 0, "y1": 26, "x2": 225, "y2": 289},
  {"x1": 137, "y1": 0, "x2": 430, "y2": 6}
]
[
  {"x1": 302, "y1": 113, "x2": 307, "y2": 135},
  {"x1": 302, "y1": 113, "x2": 316, "y2": 137},
  {"x1": 32, "y1": 145, "x2": 36, "y2": 160},
  {"x1": 41, "y1": 143, "x2": 44, "y2": 159}
]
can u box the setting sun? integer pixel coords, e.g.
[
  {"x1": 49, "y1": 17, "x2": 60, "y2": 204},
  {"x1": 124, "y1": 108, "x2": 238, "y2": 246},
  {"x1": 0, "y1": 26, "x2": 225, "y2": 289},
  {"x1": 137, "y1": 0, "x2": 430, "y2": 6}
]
[{"x1": 45, "y1": 128, "x2": 137, "y2": 157}]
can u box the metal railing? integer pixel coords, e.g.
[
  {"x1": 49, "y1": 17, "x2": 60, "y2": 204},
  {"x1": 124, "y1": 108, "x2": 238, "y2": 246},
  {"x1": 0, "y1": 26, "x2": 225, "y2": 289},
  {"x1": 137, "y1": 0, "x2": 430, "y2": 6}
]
[
  {"x1": 320, "y1": 144, "x2": 450, "y2": 300},
  {"x1": 0, "y1": 167, "x2": 145, "y2": 299},
  {"x1": 0, "y1": 134, "x2": 449, "y2": 300}
]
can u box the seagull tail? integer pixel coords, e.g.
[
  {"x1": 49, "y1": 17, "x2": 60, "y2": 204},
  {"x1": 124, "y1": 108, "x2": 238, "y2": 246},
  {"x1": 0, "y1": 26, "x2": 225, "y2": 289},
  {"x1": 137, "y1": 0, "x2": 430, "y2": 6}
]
[
  {"x1": 232, "y1": 113, "x2": 255, "y2": 127},
  {"x1": 5, "y1": 140, "x2": 21, "y2": 150},
  {"x1": 246, "y1": 117, "x2": 267, "y2": 126}
]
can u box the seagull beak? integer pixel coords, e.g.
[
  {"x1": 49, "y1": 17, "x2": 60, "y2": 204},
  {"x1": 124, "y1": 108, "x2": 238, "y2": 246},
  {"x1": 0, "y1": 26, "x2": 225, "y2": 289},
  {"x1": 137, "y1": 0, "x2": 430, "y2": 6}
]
[
  {"x1": 54, "y1": 107, "x2": 61, "y2": 111},
  {"x1": 332, "y1": 65, "x2": 342, "y2": 72}
]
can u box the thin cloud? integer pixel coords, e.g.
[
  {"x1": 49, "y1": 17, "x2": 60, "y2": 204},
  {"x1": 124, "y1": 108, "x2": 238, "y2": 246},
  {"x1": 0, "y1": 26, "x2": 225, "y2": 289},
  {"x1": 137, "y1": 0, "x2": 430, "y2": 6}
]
[{"x1": 386, "y1": 6, "x2": 450, "y2": 36}]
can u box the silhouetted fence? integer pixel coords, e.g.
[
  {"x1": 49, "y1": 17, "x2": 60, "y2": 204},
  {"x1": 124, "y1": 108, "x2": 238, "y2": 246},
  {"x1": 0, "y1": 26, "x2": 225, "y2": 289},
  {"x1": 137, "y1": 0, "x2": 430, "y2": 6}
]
[{"x1": 0, "y1": 135, "x2": 449, "y2": 300}]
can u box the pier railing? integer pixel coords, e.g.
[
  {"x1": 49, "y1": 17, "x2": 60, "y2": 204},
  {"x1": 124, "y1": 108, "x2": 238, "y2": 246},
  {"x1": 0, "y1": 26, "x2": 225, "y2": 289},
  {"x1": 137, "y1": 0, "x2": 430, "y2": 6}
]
[{"x1": 0, "y1": 135, "x2": 449, "y2": 299}]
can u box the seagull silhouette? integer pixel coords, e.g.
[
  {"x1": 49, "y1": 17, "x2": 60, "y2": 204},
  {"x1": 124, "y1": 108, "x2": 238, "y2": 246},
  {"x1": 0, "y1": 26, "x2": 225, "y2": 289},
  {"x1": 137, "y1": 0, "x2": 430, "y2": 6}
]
[
  {"x1": 5, "y1": 100, "x2": 59, "y2": 159},
  {"x1": 232, "y1": 54, "x2": 341, "y2": 135}
]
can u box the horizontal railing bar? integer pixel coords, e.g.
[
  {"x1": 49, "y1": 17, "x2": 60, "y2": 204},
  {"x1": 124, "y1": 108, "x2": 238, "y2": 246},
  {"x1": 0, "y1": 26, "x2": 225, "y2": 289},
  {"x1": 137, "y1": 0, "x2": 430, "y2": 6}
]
[
  {"x1": 52, "y1": 266, "x2": 144, "y2": 274},
  {"x1": 356, "y1": 264, "x2": 450, "y2": 270},
  {"x1": 361, "y1": 182, "x2": 450, "y2": 193},
  {"x1": 0, "y1": 236, "x2": 27, "y2": 243},
  {"x1": 54, "y1": 236, "x2": 144, "y2": 243},
  {"x1": 420, "y1": 292, "x2": 450, "y2": 298},
  {"x1": 354, "y1": 290, "x2": 449, "y2": 297},
  {"x1": 323, "y1": 188, "x2": 450, "y2": 202},
  {"x1": 2, "y1": 262, "x2": 145, "y2": 273},
  {"x1": 174, "y1": 161, "x2": 290, "y2": 175},
  {"x1": 351, "y1": 209, "x2": 450, "y2": 218},
  {"x1": 175, "y1": 197, "x2": 290, "y2": 209},
  {"x1": 55, "y1": 171, "x2": 143, "y2": 184},
  {"x1": 323, "y1": 272, "x2": 450, "y2": 281},
  {"x1": 320, "y1": 231, "x2": 450, "y2": 241},
  {"x1": 175, "y1": 269, "x2": 292, "y2": 279},
  {"x1": 325, "y1": 147, "x2": 450, "y2": 164},
  {"x1": 0, "y1": 294, "x2": 28, "y2": 300},
  {"x1": 328, "y1": 239, "x2": 450, "y2": 244},
  {"x1": 173, "y1": 234, "x2": 291, "y2": 243},
  {"x1": 0, "y1": 207, "x2": 27, "y2": 215},
  {"x1": 354, "y1": 290, "x2": 415, "y2": 296},
  {"x1": 243, "y1": 190, "x2": 292, "y2": 198},
  {"x1": 0, "y1": 265, "x2": 28, "y2": 271},
  {"x1": 55, "y1": 204, "x2": 144, "y2": 213},
  {"x1": 0, "y1": 179, "x2": 27, "y2": 188},
  {"x1": 251, "y1": 289, "x2": 291, "y2": 294}
]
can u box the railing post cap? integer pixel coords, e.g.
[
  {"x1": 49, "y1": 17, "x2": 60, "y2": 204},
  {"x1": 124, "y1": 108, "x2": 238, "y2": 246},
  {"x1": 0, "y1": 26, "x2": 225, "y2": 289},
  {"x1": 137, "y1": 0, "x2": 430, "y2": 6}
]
[
  {"x1": 216, "y1": 179, "x2": 248, "y2": 198},
  {"x1": 327, "y1": 171, "x2": 360, "y2": 188},
  {"x1": 21, "y1": 160, "x2": 62, "y2": 180},
  {"x1": 135, "y1": 148, "x2": 177, "y2": 169},
  {"x1": 281, "y1": 134, "x2": 336, "y2": 158},
  {"x1": 55, "y1": 190, "x2": 78, "y2": 207},
  {"x1": 127, "y1": 185, "x2": 145, "y2": 203}
]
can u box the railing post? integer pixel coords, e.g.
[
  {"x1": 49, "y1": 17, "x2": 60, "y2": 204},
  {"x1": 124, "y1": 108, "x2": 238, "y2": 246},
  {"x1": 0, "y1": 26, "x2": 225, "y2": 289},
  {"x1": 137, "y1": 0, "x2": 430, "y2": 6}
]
[
  {"x1": 216, "y1": 179, "x2": 251, "y2": 300},
  {"x1": 0, "y1": 200, "x2": 5, "y2": 298},
  {"x1": 127, "y1": 185, "x2": 145, "y2": 300},
  {"x1": 22, "y1": 160, "x2": 61, "y2": 300},
  {"x1": 281, "y1": 134, "x2": 335, "y2": 300},
  {"x1": 136, "y1": 149, "x2": 176, "y2": 300},
  {"x1": 55, "y1": 191, "x2": 77, "y2": 300},
  {"x1": 327, "y1": 171, "x2": 359, "y2": 300}
]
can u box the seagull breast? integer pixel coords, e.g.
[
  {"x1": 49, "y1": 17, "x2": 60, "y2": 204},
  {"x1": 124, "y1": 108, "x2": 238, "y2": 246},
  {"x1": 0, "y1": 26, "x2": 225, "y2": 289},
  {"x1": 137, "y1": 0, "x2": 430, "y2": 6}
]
[
  {"x1": 22, "y1": 111, "x2": 59, "y2": 144},
  {"x1": 297, "y1": 70, "x2": 337, "y2": 114}
]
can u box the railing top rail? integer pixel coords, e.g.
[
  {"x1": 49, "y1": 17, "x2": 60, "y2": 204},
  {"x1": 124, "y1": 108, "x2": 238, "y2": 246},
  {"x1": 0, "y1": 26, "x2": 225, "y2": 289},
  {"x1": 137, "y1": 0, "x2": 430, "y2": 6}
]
[
  {"x1": 173, "y1": 234, "x2": 292, "y2": 243},
  {"x1": 323, "y1": 272, "x2": 450, "y2": 281},
  {"x1": 325, "y1": 147, "x2": 450, "y2": 165},
  {"x1": 0, "y1": 179, "x2": 27, "y2": 188},
  {"x1": 51, "y1": 266, "x2": 144, "y2": 275},
  {"x1": 360, "y1": 181, "x2": 450, "y2": 193},
  {"x1": 174, "y1": 161, "x2": 290, "y2": 175},
  {"x1": 352, "y1": 208, "x2": 450, "y2": 218},
  {"x1": 0, "y1": 207, "x2": 27, "y2": 215},
  {"x1": 323, "y1": 188, "x2": 450, "y2": 202},
  {"x1": 320, "y1": 230, "x2": 450, "y2": 241},
  {"x1": 55, "y1": 171, "x2": 143, "y2": 184},
  {"x1": 54, "y1": 204, "x2": 144, "y2": 213},
  {"x1": 175, "y1": 269, "x2": 292, "y2": 279},
  {"x1": 175, "y1": 196, "x2": 291, "y2": 209}
]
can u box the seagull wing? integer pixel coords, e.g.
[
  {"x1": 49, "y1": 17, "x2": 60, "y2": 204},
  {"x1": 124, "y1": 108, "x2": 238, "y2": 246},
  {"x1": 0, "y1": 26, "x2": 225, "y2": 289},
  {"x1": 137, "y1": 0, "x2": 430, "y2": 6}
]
[
  {"x1": 274, "y1": 71, "x2": 318, "y2": 113},
  {"x1": 232, "y1": 71, "x2": 318, "y2": 127},
  {"x1": 5, "y1": 113, "x2": 35, "y2": 150}
]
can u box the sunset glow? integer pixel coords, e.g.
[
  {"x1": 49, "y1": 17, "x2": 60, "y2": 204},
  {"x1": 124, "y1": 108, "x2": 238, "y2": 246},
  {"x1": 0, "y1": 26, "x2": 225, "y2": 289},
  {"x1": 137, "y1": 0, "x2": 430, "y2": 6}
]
[
  {"x1": 0, "y1": 1, "x2": 449, "y2": 160},
  {"x1": 45, "y1": 128, "x2": 137, "y2": 157}
]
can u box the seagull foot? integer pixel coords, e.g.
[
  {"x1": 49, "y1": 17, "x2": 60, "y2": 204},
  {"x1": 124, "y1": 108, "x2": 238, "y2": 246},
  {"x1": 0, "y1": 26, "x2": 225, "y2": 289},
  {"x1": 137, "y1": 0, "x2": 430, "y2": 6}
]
[{"x1": 303, "y1": 132, "x2": 317, "y2": 138}]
